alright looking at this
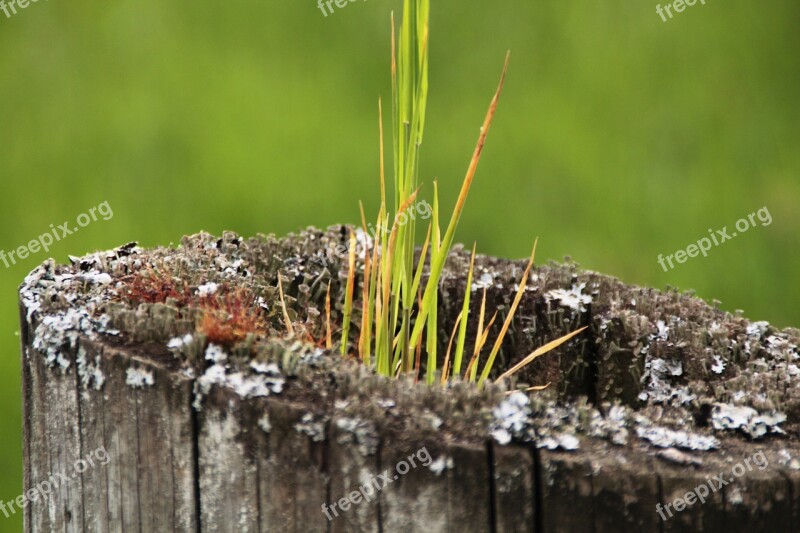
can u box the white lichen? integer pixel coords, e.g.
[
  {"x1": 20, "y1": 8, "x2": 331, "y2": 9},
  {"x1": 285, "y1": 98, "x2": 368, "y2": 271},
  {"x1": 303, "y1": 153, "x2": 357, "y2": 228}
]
[
  {"x1": 471, "y1": 271, "x2": 495, "y2": 291},
  {"x1": 196, "y1": 282, "x2": 219, "y2": 297},
  {"x1": 126, "y1": 367, "x2": 155, "y2": 388},
  {"x1": 205, "y1": 343, "x2": 227, "y2": 364},
  {"x1": 250, "y1": 361, "x2": 280, "y2": 375},
  {"x1": 193, "y1": 363, "x2": 284, "y2": 411},
  {"x1": 335, "y1": 417, "x2": 379, "y2": 456},
  {"x1": 711, "y1": 403, "x2": 786, "y2": 439},
  {"x1": 258, "y1": 414, "x2": 272, "y2": 434},
  {"x1": 79, "y1": 272, "x2": 113, "y2": 285},
  {"x1": 635, "y1": 422, "x2": 719, "y2": 451},
  {"x1": 746, "y1": 321, "x2": 770, "y2": 339},
  {"x1": 76, "y1": 346, "x2": 105, "y2": 390},
  {"x1": 168, "y1": 334, "x2": 194, "y2": 350},
  {"x1": 538, "y1": 433, "x2": 580, "y2": 451},
  {"x1": 429, "y1": 456, "x2": 454, "y2": 475},
  {"x1": 490, "y1": 391, "x2": 531, "y2": 445},
  {"x1": 295, "y1": 413, "x2": 326, "y2": 442},
  {"x1": 711, "y1": 354, "x2": 726, "y2": 374},
  {"x1": 32, "y1": 308, "x2": 93, "y2": 370},
  {"x1": 777, "y1": 449, "x2": 800, "y2": 470},
  {"x1": 545, "y1": 283, "x2": 592, "y2": 312}
]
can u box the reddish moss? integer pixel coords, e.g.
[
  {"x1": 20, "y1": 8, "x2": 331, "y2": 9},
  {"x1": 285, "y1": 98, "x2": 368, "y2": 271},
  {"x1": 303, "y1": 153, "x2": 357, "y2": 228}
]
[
  {"x1": 123, "y1": 266, "x2": 192, "y2": 306},
  {"x1": 197, "y1": 287, "x2": 267, "y2": 346}
]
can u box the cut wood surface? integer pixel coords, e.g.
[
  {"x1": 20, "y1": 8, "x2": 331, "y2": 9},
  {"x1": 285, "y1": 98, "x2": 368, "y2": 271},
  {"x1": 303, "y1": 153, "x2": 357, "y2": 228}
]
[{"x1": 19, "y1": 229, "x2": 800, "y2": 532}]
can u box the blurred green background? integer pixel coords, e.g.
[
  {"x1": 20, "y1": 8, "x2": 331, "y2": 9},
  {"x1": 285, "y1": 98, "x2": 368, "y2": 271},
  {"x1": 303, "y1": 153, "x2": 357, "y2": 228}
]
[{"x1": 1, "y1": 0, "x2": 797, "y2": 526}]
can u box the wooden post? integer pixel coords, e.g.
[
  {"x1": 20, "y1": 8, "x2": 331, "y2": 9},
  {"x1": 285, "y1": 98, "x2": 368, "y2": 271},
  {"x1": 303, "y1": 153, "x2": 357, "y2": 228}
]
[{"x1": 19, "y1": 229, "x2": 800, "y2": 531}]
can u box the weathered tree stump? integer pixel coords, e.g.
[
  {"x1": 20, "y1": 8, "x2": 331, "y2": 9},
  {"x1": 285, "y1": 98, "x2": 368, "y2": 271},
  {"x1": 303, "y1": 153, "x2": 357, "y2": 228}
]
[{"x1": 19, "y1": 228, "x2": 800, "y2": 532}]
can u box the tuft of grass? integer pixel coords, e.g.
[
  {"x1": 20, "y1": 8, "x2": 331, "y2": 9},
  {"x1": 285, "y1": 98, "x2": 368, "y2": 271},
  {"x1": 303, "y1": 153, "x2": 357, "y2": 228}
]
[{"x1": 333, "y1": 0, "x2": 586, "y2": 387}]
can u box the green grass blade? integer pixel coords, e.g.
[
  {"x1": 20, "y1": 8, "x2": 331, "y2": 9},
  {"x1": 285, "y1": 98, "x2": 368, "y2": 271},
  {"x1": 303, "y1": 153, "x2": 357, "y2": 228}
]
[{"x1": 453, "y1": 243, "x2": 476, "y2": 376}]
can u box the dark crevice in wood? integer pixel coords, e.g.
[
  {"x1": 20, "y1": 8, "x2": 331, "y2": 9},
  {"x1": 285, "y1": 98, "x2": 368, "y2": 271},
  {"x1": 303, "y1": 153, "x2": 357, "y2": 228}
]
[
  {"x1": 531, "y1": 447, "x2": 544, "y2": 533},
  {"x1": 134, "y1": 388, "x2": 143, "y2": 528},
  {"x1": 376, "y1": 437, "x2": 385, "y2": 533},
  {"x1": 254, "y1": 443, "x2": 263, "y2": 533},
  {"x1": 720, "y1": 476, "x2": 728, "y2": 517},
  {"x1": 784, "y1": 474, "x2": 794, "y2": 533},
  {"x1": 101, "y1": 346, "x2": 111, "y2": 533},
  {"x1": 778, "y1": 471, "x2": 795, "y2": 533},
  {"x1": 487, "y1": 441, "x2": 498, "y2": 533},
  {"x1": 73, "y1": 340, "x2": 87, "y2": 530},
  {"x1": 19, "y1": 303, "x2": 32, "y2": 531},
  {"x1": 584, "y1": 305, "x2": 600, "y2": 407},
  {"x1": 190, "y1": 400, "x2": 202, "y2": 533},
  {"x1": 588, "y1": 466, "x2": 597, "y2": 533},
  {"x1": 655, "y1": 472, "x2": 665, "y2": 533},
  {"x1": 322, "y1": 418, "x2": 332, "y2": 533},
  {"x1": 170, "y1": 403, "x2": 178, "y2": 530}
]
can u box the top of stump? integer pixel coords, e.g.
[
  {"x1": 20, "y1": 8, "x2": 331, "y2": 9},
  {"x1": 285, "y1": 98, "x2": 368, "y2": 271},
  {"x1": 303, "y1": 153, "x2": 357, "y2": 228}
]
[{"x1": 18, "y1": 226, "x2": 800, "y2": 459}]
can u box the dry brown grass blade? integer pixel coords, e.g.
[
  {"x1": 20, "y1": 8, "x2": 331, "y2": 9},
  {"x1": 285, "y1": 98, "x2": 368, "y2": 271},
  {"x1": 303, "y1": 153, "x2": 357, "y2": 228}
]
[
  {"x1": 465, "y1": 310, "x2": 498, "y2": 380},
  {"x1": 277, "y1": 275, "x2": 295, "y2": 338},
  {"x1": 447, "y1": 51, "x2": 510, "y2": 239},
  {"x1": 395, "y1": 187, "x2": 420, "y2": 220},
  {"x1": 407, "y1": 53, "x2": 511, "y2": 355},
  {"x1": 414, "y1": 290, "x2": 423, "y2": 382},
  {"x1": 378, "y1": 98, "x2": 387, "y2": 208},
  {"x1": 410, "y1": 222, "x2": 432, "y2": 297},
  {"x1": 379, "y1": 187, "x2": 420, "y2": 315},
  {"x1": 503, "y1": 383, "x2": 551, "y2": 395},
  {"x1": 325, "y1": 284, "x2": 332, "y2": 350},
  {"x1": 440, "y1": 310, "x2": 463, "y2": 385},
  {"x1": 526, "y1": 383, "x2": 551, "y2": 391},
  {"x1": 496, "y1": 326, "x2": 588, "y2": 383},
  {"x1": 477, "y1": 239, "x2": 536, "y2": 386},
  {"x1": 475, "y1": 288, "x2": 487, "y2": 355},
  {"x1": 341, "y1": 230, "x2": 357, "y2": 356},
  {"x1": 358, "y1": 202, "x2": 372, "y2": 363},
  {"x1": 464, "y1": 287, "x2": 488, "y2": 381}
]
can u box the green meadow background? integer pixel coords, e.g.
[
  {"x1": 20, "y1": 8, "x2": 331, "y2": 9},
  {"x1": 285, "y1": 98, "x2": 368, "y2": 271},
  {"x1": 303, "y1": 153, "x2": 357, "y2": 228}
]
[{"x1": 1, "y1": 0, "x2": 798, "y2": 525}]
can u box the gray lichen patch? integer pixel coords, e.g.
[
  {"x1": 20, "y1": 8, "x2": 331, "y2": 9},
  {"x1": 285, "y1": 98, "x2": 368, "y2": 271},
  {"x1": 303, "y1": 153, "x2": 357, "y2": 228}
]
[
  {"x1": 711, "y1": 403, "x2": 787, "y2": 439},
  {"x1": 18, "y1": 227, "x2": 799, "y2": 457},
  {"x1": 295, "y1": 413, "x2": 327, "y2": 442},
  {"x1": 125, "y1": 367, "x2": 155, "y2": 388},
  {"x1": 76, "y1": 345, "x2": 106, "y2": 390},
  {"x1": 634, "y1": 419, "x2": 720, "y2": 451}
]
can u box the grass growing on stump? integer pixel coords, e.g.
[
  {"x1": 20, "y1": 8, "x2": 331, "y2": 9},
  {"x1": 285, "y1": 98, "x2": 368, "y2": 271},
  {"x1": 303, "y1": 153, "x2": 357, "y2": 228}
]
[{"x1": 330, "y1": 0, "x2": 584, "y2": 387}]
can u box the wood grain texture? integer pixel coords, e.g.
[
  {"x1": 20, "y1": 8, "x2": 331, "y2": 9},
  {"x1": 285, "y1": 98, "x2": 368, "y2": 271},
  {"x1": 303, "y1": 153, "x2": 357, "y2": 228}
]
[
  {"x1": 21, "y1": 333, "x2": 800, "y2": 533},
  {"x1": 22, "y1": 324, "x2": 196, "y2": 533}
]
